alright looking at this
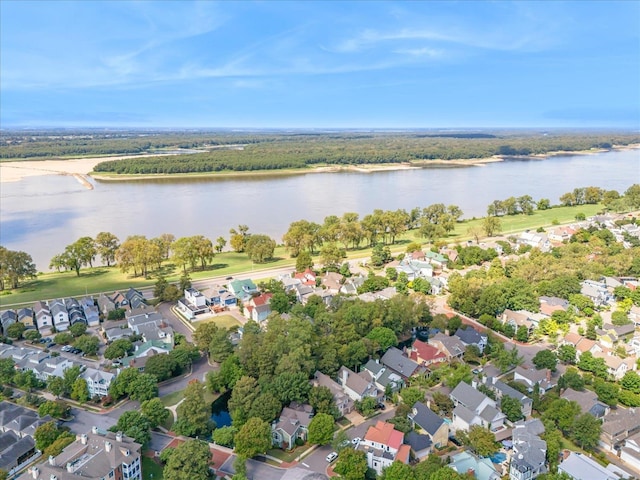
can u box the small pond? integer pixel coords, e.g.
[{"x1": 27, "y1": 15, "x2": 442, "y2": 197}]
[{"x1": 211, "y1": 391, "x2": 232, "y2": 428}]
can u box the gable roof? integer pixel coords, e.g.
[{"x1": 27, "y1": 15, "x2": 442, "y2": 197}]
[
  {"x1": 409, "y1": 402, "x2": 445, "y2": 436},
  {"x1": 454, "y1": 327, "x2": 486, "y2": 346},
  {"x1": 411, "y1": 339, "x2": 447, "y2": 363},
  {"x1": 405, "y1": 431, "x2": 432, "y2": 452},
  {"x1": 450, "y1": 381, "x2": 488, "y2": 411},
  {"x1": 380, "y1": 347, "x2": 422, "y2": 378},
  {"x1": 364, "y1": 421, "x2": 404, "y2": 450}
]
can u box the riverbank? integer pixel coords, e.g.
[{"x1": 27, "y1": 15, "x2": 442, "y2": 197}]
[{"x1": 2, "y1": 144, "x2": 637, "y2": 184}]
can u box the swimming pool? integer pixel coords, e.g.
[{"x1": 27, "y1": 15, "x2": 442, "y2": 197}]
[{"x1": 490, "y1": 452, "x2": 507, "y2": 463}]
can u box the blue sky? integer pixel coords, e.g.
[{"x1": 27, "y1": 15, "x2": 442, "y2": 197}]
[{"x1": 1, "y1": 1, "x2": 639, "y2": 128}]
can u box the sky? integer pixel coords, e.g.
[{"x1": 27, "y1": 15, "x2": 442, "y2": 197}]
[{"x1": 1, "y1": 1, "x2": 639, "y2": 129}]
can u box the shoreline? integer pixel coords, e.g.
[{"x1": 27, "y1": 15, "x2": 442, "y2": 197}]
[{"x1": 1, "y1": 144, "x2": 638, "y2": 184}]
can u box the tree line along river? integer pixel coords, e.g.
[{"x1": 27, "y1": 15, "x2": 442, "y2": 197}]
[{"x1": 1, "y1": 148, "x2": 638, "y2": 270}]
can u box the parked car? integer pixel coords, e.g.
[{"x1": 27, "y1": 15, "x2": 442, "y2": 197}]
[
  {"x1": 352, "y1": 437, "x2": 361, "y2": 445},
  {"x1": 326, "y1": 452, "x2": 338, "y2": 463},
  {"x1": 374, "y1": 403, "x2": 386, "y2": 410}
]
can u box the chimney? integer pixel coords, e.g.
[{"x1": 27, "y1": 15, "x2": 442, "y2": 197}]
[
  {"x1": 342, "y1": 368, "x2": 348, "y2": 385},
  {"x1": 80, "y1": 434, "x2": 88, "y2": 445},
  {"x1": 91, "y1": 426, "x2": 98, "y2": 435},
  {"x1": 105, "y1": 441, "x2": 112, "y2": 452},
  {"x1": 116, "y1": 431, "x2": 123, "y2": 442},
  {"x1": 31, "y1": 467, "x2": 39, "y2": 479},
  {"x1": 49, "y1": 455, "x2": 56, "y2": 466}
]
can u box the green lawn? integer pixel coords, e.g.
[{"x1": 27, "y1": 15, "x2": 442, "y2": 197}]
[
  {"x1": 267, "y1": 444, "x2": 314, "y2": 463},
  {"x1": 193, "y1": 315, "x2": 241, "y2": 330},
  {"x1": 0, "y1": 203, "x2": 607, "y2": 307},
  {"x1": 160, "y1": 390, "x2": 184, "y2": 407},
  {"x1": 142, "y1": 456, "x2": 164, "y2": 480}
]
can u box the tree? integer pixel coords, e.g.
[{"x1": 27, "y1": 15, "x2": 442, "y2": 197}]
[
  {"x1": 621, "y1": 371, "x2": 640, "y2": 394},
  {"x1": 234, "y1": 417, "x2": 272, "y2": 459},
  {"x1": 208, "y1": 328, "x2": 234, "y2": 363},
  {"x1": 593, "y1": 379, "x2": 619, "y2": 407},
  {"x1": 212, "y1": 425, "x2": 237, "y2": 447},
  {"x1": 139, "y1": 398, "x2": 170, "y2": 428},
  {"x1": 271, "y1": 372, "x2": 311, "y2": 405},
  {"x1": 571, "y1": 412, "x2": 601, "y2": 450},
  {"x1": 229, "y1": 225, "x2": 251, "y2": 253},
  {"x1": 60, "y1": 236, "x2": 97, "y2": 275},
  {"x1": 54, "y1": 332, "x2": 73, "y2": 345},
  {"x1": 73, "y1": 335, "x2": 100, "y2": 355},
  {"x1": 69, "y1": 322, "x2": 87, "y2": 337},
  {"x1": 0, "y1": 248, "x2": 37, "y2": 289},
  {"x1": 104, "y1": 339, "x2": 133, "y2": 360},
  {"x1": 400, "y1": 387, "x2": 424, "y2": 407},
  {"x1": 542, "y1": 399, "x2": 580, "y2": 434},
  {"x1": 466, "y1": 425, "x2": 498, "y2": 457},
  {"x1": 366, "y1": 327, "x2": 398, "y2": 352},
  {"x1": 482, "y1": 216, "x2": 502, "y2": 237},
  {"x1": 111, "y1": 410, "x2": 151, "y2": 446},
  {"x1": 307, "y1": 413, "x2": 334, "y2": 445},
  {"x1": 533, "y1": 350, "x2": 558, "y2": 372},
  {"x1": 175, "y1": 380, "x2": 212, "y2": 437},
  {"x1": 6, "y1": 322, "x2": 25, "y2": 339},
  {"x1": 38, "y1": 400, "x2": 69, "y2": 419},
  {"x1": 215, "y1": 236, "x2": 227, "y2": 253},
  {"x1": 229, "y1": 376, "x2": 260, "y2": 426},
  {"x1": 130, "y1": 373, "x2": 158, "y2": 402},
  {"x1": 245, "y1": 234, "x2": 276, "y2": 263},
  {"x1": 381, "y1": 461, "x2": 416, "y2": 480},
  {"x1": 95, "y1": 232, "x2": 120, "y2": 267},
  {"x1": 356, "y1": 397, "x2": 377, "y2": 416},
  {"x1": 295, "y1": 250, "x2": 314, "y2": 272},
  {"x1": 501, "y1": 395, "x2": 523, "y2": 422},
  {"x1": 70, "y1": 378, "x2": 89, "y2": 403},
  {"x1": 191, "y1": 235, "x2": 215, "y2": 270},
  {"x1": 163, "y1": 439, "x2": 213, "y2": 480},
  {"x1": 309, "y1": 386, "x2": 339, "y2": 419},
  {"x1": 467, "y1": 225, "x2": 484, "y2": 244},
  {"x1": 557, "y1": 344, "x2": 577, "y2": 364},
  {"x1": 144, "y1": 354, "x2": 179, "y2": 382},
  {"x1": 320, "y1": 242, "x2": 345, "y2": 268},
  {"x1": 34, "y1": 421, "x2": 63, "y2": 451},
  {"x1": 334, "y1": 448, "x2": 368, "y2": 480}
]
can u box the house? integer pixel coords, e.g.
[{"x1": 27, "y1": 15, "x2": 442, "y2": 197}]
[
  {"x1": 409, "y1": 339, "x2": 447, "y2": 367},
  {"x1": 513, "y1": 366, "x2": 555, "y2": 392},
  {"x1": 271, "y1": 402, "x2": 313, "y2": 450},
  {"x1": 312, "y1": 371, "x2": 353, "y2": 417},
  {"x1": 428, "y1": 332, "x2": 466, "y2": 360},
  {"x1": 177, "y1": 288, "x2": 209, "y2": 319},
  {"x1": 581, "y1": 280, "x2": 614, "y2": 307},
  {"x1": 16, "y1": 308, "x2": 35, "y2": 329},
  {"x1": 600, "y1": 406, "x2": 640, "y2": 452},
  {"x1": 293, "y1": 269, "x2": 317, "y2": 286},
  {"x1": 592, "y1": 350, "x2": 633, "y2": 380},
  {"x1": 449, "y1": 451, "x2": 501, "y2": 480},
  {"x1": 501, "y1": 310, "x2": 538, "y2": 336},
  {"x1": 97, "y1": 293, "x2": 116, "y2": 316},
  {"x1": 82, "y1": 303, "x2": 100, "y2": 327},
  {"x1": 509, "y1": 419, "x2": 547, "y2": 480},
  {"x1": 562, "y1": 333, "x2": 597, "y2": 360},
  {"x1": 20, "y1": 428, "x2": 142, "y2": 480},
  {"x1": 478, "y1": 376, "x2": 533, "y2": 418},
  {"x1": 517, "y1": 231, "x2": 551, "y2": 252},
  {"x1": 228, "y1": 279, "x2": 258, "y2": 303},
  {"x1": 425, "y1": 251, "x2": 449, "y2": 268},
  {"x1": 539, "y1": 296, "x2": 569, "y2": 317},
  {"x1": 65, "y1": 298, "x2": 87, "y2": 325},
  {"x1": 558, "y1": 451, "x2": 621, "y2": 480},
  {"x1": 547, "y1": 225, "x2": 578, "y2": 243},
  {"x1": 243, "y1": 292, "x2": 273, "y2": 323},
  {"x1": 454, "y1": 327, "x2": 488, "y2": 354},
  {"x1": 321, "y1": 272, "x2": 344, "y2": 293},
  {"x1": 358, "y1": 421, "x2": 409, "y2": 476},
  {"x1": 202, "y1": 284, "x2": 237, "y2": 308},
  {"x1": 0, "y1": 401, "x2": 49, "y2": 477},
  {"x1": 427, "y1": 277, "x2": 446, "y2": 295},
  {"x1": 404, "y1": 431, "x2": 432, "y2": 460},
  {"x1": 408, "y1": 402, "x2": 448, "y2": 448},
  {"x1": 125, "y1": 288, "x2": 146, "y2": 310},
  {"x1": 104, "y1": 326, "x2": 133, "y2": 343},
  {"x1": 620, "y1": 431, "x2": 640, "y2": 473},
  {"x1": 380, "y1": 347, "x2": 424, "y2": 380},
  {"x1": 561, "y1": 388, "x2": 609, "y2": 418},
  {"x1": 31, "y1": 356, "x2": 76, "y2": 382},
  {"x1": 630, "y1": 306, "x2": 640, "y2": 326},
  {"x1": 340, "y1": 276, "x2": 365, "y2": 295},
  {"x1": 358, "y1": 287, "x2": 398, "y2": 302},
  {"x1": 395, "y1": 259, "x2": 433, "y2": 281},
  {"x1": 33, "y1": 301, "x2": 53, "y2": 335},
  {"x1": 48, "y1": 299, "x2": 70, "y2": 331},
  {"x1": 362, "y1": 360, "x2": 404, "y2": 393},
  {"x1": 121, "y1": 340, "x2": 173, "y2": 372},
  {"x1": 82, "y1": 368, "x2": 115, "y2": 398},
  {"x1": 450, "y1": 381, "x2": 506, "y2": 433},
  {"x1": 0, "y1": 310, "x2": 17, "y2": 335},
  {"x1": 110, "y1": 291, "x2": 129, "y2": 309},
  {"x1": 337, "y1": 366, "x2": 381, "y2": 402}
]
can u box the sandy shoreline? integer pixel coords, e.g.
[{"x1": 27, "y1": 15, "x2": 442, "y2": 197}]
[{"x1": 1, "y1": 145, "x2": 638, "y2": 184}]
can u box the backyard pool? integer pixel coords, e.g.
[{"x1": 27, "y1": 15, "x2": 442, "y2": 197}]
[{"x1": 490, "y1": 452, "x2": 507, "y2": 464}]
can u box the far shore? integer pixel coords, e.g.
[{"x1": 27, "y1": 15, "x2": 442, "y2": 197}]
[{"x1": 1, "y1": 144, "x2": 638, "y2": 184}]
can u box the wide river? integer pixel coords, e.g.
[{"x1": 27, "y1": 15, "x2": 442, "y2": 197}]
[{"x1": 1, "y1": 149, "x2": 639, "y2": 270}]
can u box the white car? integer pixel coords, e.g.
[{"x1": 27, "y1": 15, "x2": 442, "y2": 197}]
[
  {"x1": 352, "y1": 437, "x2": 361, "y2": 445},
  {"x1": 326, "y1": 452, "x2": 338, "y2": 462}
]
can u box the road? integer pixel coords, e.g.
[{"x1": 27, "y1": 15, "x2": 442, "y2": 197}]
[{"x1": 158, "y1": 356, "x2": 213, "y2": 397}]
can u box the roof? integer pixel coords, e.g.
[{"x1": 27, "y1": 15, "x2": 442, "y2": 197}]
[
  {"x1": 450, "y1": 451, "x2": 500, "y2": 480},
  {"x1": 338, "y1": 366, "x2": 375, "y2": 397},
  {"x1": 409, "y1": 402, "x2": 444, "y2": 436},
  {"x1": 411, "y1": 339, "x2": 447, "y2": 363},
  {"x1": 274, "y1": 403, "x2": 313, "y2": 436},
  {"x1": 380, "y1": 347, "x2": 422, "y2": 378},
  {"x1": 450, "y1": 381, "x2": 489, "y2": 411},
  {"x1": 404, "y1": 431, "x2": 432, "y2": 452},
  {"x1": 364, "y1": 421, "x2": 404, "y2": 451},
  {"x1": 559, "y1": 452, "x2": 620, "y2": 480},
  {"x1": 511, "y1": 419, "x2": 547, "y2": 472},
  {"x1": 454, "y1": 327, "x2": 486, "y2": 346},
  {"x1": 428, "y1": 332, "x2": 466, "y2": 357},
  {"x1": 561, "y1": 388, "x2": 607, "y2": 417}
]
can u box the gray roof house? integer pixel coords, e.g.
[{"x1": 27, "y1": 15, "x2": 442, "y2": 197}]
[
  {"x1": 380, "y1": 347, "x2": 424, "y2": 379},
  {"x1": 559, "y1": 451, "x2": 621, "y2": 480},
  {"x1": 509, "y1": 419, "x2": 547, "y2": 480},
  {"x1": 450, "y1": 381, "x2": 506, "y2": 433},
  {"x1": 312, "y1": 371, "x2": 354, "y2": 417},
  {"x1": 362, "y1": 359, "x2": 404, "y2": 393},
  {"x1": 561, "y1": 387, "x2": 609, "y2": 418},
  {"x1": 408, "y1": 402, "x2": 448, "y2": 448},
  {"x1": 513, "y1": 366, "x2": 556, "y2": 392},
  {"x1": 404, "y1": 431, "x2": 432, "y2": 461},
  {"x1": 454, "y1": 327, "x2": 488, "y2": 353},
  {"x1": 0, "y1": 310, "x2": 17, "y2": 335},
  {"x1": 97, "y1": 293, "x2": 116, "y2": 315},
  {"x1": 478, "y1": 376, "x2": 533, "y2": 418},
  {"x1": 33, "y1": 301, "x2": 53, "y2": 335},
  {"x1": 428, "y1": 332, "x2": 466, "y2": 360},
  {"x1": 337, "y1": 366, "x2": 382, "y2": 402},
  {"x1": 271, "y1": 402, "x2": 313, "y2": 450}
]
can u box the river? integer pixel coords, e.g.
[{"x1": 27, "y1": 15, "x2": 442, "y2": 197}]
[{"x1": 1, "y1": 149, "x2": 638, "y2": 270}]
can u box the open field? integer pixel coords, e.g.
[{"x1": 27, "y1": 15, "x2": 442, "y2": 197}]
[
  {"x1": 142, "y1": 456, "x2": 164, "y2": 480},
  {"x1": 0, "y1": 203, "x2": 609, "y2": 307},
  {"x1": 193, "y1": 315, "x2": 241, "y2": 330}
]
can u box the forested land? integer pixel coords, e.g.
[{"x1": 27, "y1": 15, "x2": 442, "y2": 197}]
[{"x1": 91, "y1": 132, "x2": 640, "y2": 175}]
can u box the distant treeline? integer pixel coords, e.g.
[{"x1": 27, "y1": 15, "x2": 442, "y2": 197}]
[{"x1": 90, "y1": 133, "x2": 639, "y2": 175}]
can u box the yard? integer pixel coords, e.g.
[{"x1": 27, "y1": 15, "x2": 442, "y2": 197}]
[
  {"x1": 193, "y1": 314, "x2": 241, "y2": 330},
  {"x1": 142, "y1": 456, "x2": 164, "y2": 480}
]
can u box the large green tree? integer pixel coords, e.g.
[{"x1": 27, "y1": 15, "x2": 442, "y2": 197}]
[
  {"x1": 245, "y1": 234, "x2": 276, "y2": 263},
  {"x1": 163, "y1": 439, "x2": 212, "y2": 480},
  {"x1": 334, "y1": 448, "x2": 368, "y2": 480},
  {"x1": 234, "y1": 417, "x2": 272, "y2": 459},
  {"x1": 95, "y1": 232, "x2": 120, "y2": 267},
  {"x1": 111, "y1": 411, "x2": 151, "y2": 446},
  {"x1": 307, "y1": 413, "x2": 335, "y2": 445},
  {"x1": 570, "y1": 413, "x2": 601, "y2": 450},
  {"x1": 465, "y1": 425, "x2": 498, "y2": 457},
  {"x1": 175, "y1": 380, "x2": 212, "y2": 437},
  {"x1": 0, "y1": 247, "x2": 37, "y2": 290}
]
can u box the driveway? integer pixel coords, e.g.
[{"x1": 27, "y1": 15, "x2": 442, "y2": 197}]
[
  {"x1": 158, "y1": 356, "x2": 214, "y2": 397},
  {"x1": 218, "y1": 455, "x2": 326, "y2": 480}
]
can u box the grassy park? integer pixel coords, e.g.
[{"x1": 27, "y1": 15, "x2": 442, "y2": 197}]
[{"x1": 0, "y1": 203, "x2": 605, "y2": 307}]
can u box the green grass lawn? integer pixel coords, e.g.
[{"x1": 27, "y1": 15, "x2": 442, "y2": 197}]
[
  {"x1": 160, "y1": 390, "x2": 184, "y2": 407},
  {"x1": 0, "y1": 203, "x2": 608, "y2": 307},
  {"x1": 193, "y1": 315, "x2": 241, "y2": 330},
  {"x1": 142, "y1": 456, "x2": 164, "y2": 480},
  {"x1": 267, "y1": 444, "x2": 314, "y2": 463}
]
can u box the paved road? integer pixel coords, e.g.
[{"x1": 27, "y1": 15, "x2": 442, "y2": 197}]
[{"x1": 158, "y1": 356, "x2": 214, "y2": 397}]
